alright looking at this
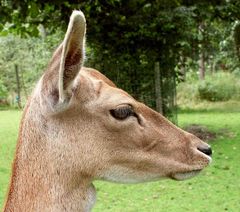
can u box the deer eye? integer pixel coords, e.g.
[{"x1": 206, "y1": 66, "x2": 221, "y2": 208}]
[{"x1": 110, "y1": 105, "x2": 135, "y2": 120}]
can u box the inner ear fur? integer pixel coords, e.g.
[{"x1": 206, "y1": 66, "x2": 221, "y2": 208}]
[
  {"x1": 59, "y1": 10, "x2": 86, "y2": 102},
  {"x1": 41, "y1": 10, "x2": 86, "y2": 112}
]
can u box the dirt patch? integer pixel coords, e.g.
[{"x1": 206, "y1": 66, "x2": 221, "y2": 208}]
[
  {"x1": 183, "y1": 124, "x2": 236, "y2": 142},
  {"x1": 183, "y1": 124, "x2": 217, "y2": 142}
]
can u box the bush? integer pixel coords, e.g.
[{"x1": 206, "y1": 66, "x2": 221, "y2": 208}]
[
  {"x1": 198, "y1": 73, "x2": 239, "y2": 101},
  {"x1": 177, "y1": 72, "x2": 240, "y2": 106},
  {"x1": 0, "y1": 79, "x2": 7, "y2": 99}
]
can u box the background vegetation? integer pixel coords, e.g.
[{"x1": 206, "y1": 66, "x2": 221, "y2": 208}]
[{"x1": 1, "y1": 0, "x2": 240, "y2": 120}]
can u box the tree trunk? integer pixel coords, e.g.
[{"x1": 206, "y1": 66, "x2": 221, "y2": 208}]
[
  {"x1": 38, "y1": 24, "x2": 47, "y2": 39},
  {"x1": 20, "y1": 67, "x2": 28, "y2": 100},
  {"x1": 154, "y1": 62, "x2": 163, "y2": 114},
  {"x1": 15, "y1": 64, "x2": 22, "y2": 109},
  {"x1": 199, "y1": 49, "x2": 205, "y2": 80},
  {"x1": 198, "y1": 22, "x2": 206, "y2": 80},
  {"x1": 209, "y1": 57, "x2": 216, "y2": 74},
  {"x1": 179, "y1": 55, "x2": 186, "y2": 81},
  {"x1": 233, "y1": 22, "x2": 240, "y2": 62}
]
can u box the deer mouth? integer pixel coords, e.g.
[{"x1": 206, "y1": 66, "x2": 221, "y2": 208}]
[{"x1": 171, "y1": 170, "x2": 202, "y2": 181}]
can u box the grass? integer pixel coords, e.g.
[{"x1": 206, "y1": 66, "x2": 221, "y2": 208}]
[
  {"x1": 0, "y1": 110, "x2": 21, "y2": 207},
  {"x1": 177, "y1": 99, "x2": 240, "y2": 112},
  {"x1": 0, "y1": 110, "x2": 240, "y2": 211}
]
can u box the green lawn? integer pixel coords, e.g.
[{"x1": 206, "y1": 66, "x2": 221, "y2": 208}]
[{"x1": 0, "y1": 110, "x2": 240, "y2": 211}]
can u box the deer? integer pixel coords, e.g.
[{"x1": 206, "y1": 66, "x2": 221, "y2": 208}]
[{"x1": 3, "y1": 11, "x2": 212, "y2": 212}]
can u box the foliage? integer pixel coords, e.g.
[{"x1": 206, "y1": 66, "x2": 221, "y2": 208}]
[
  {"x1": 0, "y1": 32, "x2": 63, "y2": 103},
  {"x1": 1, "y1": 110, "x2": 240, "y2": 211},
  {"x1": 0, "y1": 79, "x2": 7, "y2": 98},
  {"x1": 198, "y1": 73, "x2": 239, "y2": 101},
  {"x1": 1, "y1": 1, "x2": 240, "y2": 118},
  {"x1": 177, "y1": 72, "x2": 240, "y2": 107},
  {"x1": 213, "y1": 21, "x2": 240, "y2": 73}
]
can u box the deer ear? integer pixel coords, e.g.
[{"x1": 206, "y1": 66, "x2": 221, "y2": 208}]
[
  {"x1": 59, "y1": 10, "x2": 86, "y2": 103},
  {"x1": 41, "y1": 11, "x2": 86, "y2": 113}
]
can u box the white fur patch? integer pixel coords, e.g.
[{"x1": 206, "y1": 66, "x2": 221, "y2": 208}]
[
  {"x1": 173, "y1": 170, "x2": 201, "y2": 180},
  {"x1": 101, "y1": 165, "x2": 163, "y2": 184}
]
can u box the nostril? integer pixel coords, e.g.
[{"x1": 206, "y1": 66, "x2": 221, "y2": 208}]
[{"x1": 197, "y1": 146, "x2": 212, "y2": 156}]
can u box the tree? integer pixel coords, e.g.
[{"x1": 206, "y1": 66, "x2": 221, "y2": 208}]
[
  {"x1": 1, "y1": 0, "x2": 240, "y2": 118},
  {"x1": 0, "y1": 33, "x2": 62, "y2": 105}
]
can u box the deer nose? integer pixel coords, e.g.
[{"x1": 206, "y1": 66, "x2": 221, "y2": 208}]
[{"x1": 197, "y1": 146, "x2": 212, "y2": 156}]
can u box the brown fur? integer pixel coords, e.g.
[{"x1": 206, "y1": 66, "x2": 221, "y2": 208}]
[{"x1": 3, "y1": 11, "x2": 211, "y2": 212}]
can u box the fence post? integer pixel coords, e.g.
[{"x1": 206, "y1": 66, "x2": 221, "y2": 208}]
[
  {"x1": 15, "y1": 64, "x2": 22, "y2": 109},
  {"x1": 154, "y1": 61, "x2": 163, "y2": 114}
]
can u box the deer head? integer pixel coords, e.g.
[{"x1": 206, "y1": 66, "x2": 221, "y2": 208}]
[{"x1": 4, "y1": 11, "x2": 212, "y2": 211}]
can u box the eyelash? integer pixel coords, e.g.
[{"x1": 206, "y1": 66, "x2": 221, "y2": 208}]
[{"x1": 110, "y1": 106, "x2": 135, "y2": 120}]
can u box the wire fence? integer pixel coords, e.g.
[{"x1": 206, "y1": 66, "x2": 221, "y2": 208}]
[{"x1": 86, "y1": 58, "x2": 178, "y2": 124}]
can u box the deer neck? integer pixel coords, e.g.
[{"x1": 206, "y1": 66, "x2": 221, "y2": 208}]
[{"x1": 4, "y1": 100, "x2": 96, "y2": 212}]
